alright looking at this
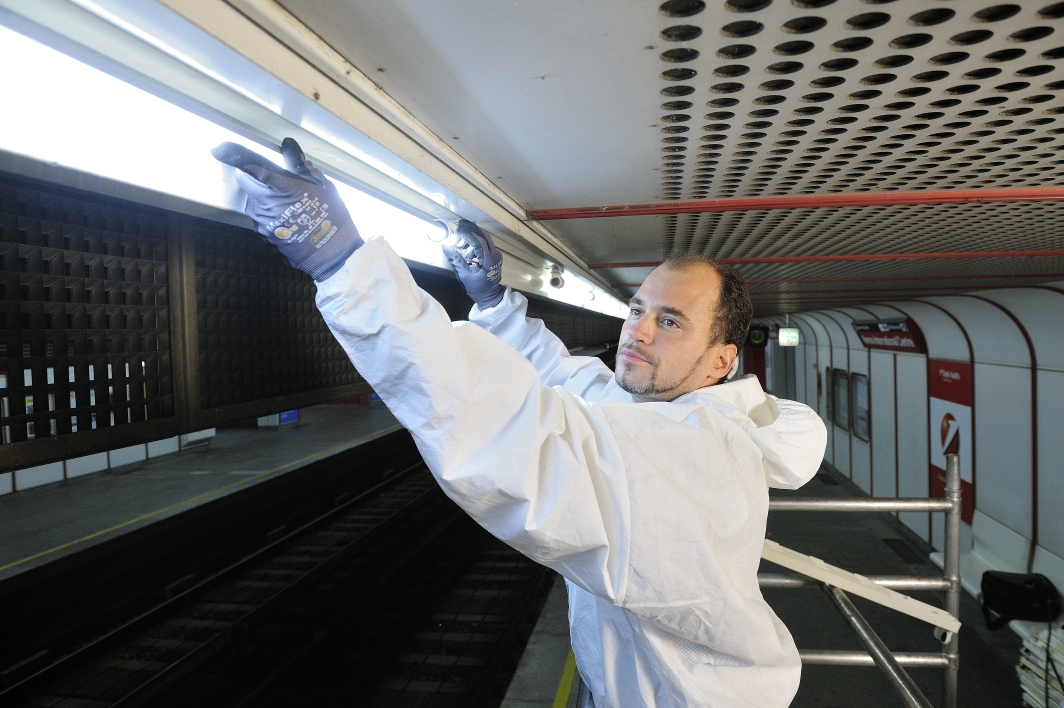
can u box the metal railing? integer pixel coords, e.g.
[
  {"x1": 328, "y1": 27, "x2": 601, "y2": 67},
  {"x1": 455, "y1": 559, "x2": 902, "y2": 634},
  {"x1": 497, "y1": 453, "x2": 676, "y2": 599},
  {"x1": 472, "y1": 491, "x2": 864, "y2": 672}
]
[{"x1": 760, "y1": 454, "x2": 962, "y2": 708}]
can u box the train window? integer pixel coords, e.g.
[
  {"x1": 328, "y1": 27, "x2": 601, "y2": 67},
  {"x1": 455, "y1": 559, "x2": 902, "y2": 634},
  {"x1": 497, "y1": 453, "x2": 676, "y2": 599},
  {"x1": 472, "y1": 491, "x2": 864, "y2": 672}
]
[
  {"x1": 825, "y1": 366, "x2": 833, "y2": 423},
  {"x1": 832, "y1": 369, "x2": 850, "y2": 431},
  {"x1": 851, "y1": 373, "x2": 870, "y2": 442}
]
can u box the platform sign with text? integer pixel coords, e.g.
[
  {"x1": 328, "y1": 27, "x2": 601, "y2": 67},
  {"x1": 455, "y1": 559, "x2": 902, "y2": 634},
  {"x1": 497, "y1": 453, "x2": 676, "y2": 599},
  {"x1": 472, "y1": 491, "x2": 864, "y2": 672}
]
[
  {"x1": 852, "y1": 318, "x2": 928, "y2": 354},
  {"x1": 928, "y1": 359, "x2": 973, "y2": 524}
]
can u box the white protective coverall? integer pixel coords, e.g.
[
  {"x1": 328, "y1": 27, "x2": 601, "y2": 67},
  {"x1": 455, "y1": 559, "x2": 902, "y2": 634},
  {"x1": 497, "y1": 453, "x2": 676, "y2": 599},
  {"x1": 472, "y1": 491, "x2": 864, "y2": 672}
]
[{"x1": 316, "y1": 237, "x2": 828, "y2": 708}]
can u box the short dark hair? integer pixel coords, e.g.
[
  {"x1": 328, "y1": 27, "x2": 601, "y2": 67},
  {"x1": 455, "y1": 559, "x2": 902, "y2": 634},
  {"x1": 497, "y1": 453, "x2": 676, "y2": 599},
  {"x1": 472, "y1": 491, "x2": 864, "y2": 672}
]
[{"x1": 662, "y1": 253, "x2": 753, "y2": 347}]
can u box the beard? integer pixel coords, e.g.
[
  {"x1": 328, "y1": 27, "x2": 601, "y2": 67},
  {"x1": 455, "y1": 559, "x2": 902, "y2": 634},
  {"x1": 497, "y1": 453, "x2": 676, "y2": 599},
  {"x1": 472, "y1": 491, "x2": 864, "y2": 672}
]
[{"x1": 615, "y1": 346, "x2": 708, "y2": 400}]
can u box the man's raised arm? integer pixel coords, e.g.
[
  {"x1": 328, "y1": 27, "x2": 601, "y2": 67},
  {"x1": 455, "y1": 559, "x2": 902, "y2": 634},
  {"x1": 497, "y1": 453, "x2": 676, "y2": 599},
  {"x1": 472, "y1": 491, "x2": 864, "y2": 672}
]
[
  {"x1": 214, "y1": 140, "x2": 628, "y2": 599},
  {"x1": 442, "y1": 220, "x2": 614, "y2": 396}
]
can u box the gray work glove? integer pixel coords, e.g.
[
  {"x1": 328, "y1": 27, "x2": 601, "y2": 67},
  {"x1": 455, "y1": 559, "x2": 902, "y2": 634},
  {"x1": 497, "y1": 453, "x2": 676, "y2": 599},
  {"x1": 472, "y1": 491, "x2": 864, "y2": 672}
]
[
  {"x1": 212, "y1": 138, "x2": 364, "y2": 281},
  {"x1": 443, "y1": 220, "x2": 504, "y2": 310}
]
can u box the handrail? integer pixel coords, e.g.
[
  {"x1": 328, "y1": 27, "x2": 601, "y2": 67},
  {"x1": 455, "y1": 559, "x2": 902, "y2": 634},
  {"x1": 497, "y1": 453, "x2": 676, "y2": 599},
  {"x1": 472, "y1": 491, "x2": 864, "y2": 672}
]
[
  {"x1": 758, "y1": 574, "x2": 950, "y2": 591},
  {"x1": 762, "y1": 454, "x2": 963, "y2": 708},
  {"x1": 769, "y1": 498, "x2": 952, "y2": 512},
  {"x1": 824, "y1": 584, "x2": 935, "y2": 708}
]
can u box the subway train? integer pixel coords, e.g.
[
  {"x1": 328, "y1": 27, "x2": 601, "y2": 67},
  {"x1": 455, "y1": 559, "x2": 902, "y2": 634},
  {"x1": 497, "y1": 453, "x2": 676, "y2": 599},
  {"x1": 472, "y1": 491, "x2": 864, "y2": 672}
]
[{"x1": 2, "y1": 0, "x2": 1064, "y2": 706}]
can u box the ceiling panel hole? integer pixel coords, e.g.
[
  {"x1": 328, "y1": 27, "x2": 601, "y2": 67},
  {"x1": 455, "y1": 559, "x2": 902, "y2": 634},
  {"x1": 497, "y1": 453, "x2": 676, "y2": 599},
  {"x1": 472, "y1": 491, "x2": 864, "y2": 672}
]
[
  {"x1": 965, "y1": 67, "x2": 1003, "y2": 80},
  {"x1": 662, "y1": 68, "x2": 698, "y2": 80},
  {"x1": 891, "y1": 33, "x2": 933, "y2": 49},
  {"x1": 661, "y1": 85, "x2": 696, "y2": 96},
  {"x1": 874, "y1": 54, "x2": 914, "y2": 68},
  {"x1": 774, "y1": 41, "x2": 816, "y2": 57},
  {"x1": 812, "y1": 76, "x2": 846, "y2": 88},
  {"x1": 661, "y1": 113, "x2": 692, "y2": 122},
  {"x1": 661, "y1": 48, "x2": 700, "y2": 62},
  {"x1": 715, "y1": 64, "x2": 751, "y2": 77},
  {"x1": 1017, "y1": 65, "x2": 1054, "y2": 76},
  {"x1": 1038, "y1": 2, "x2": 1064, "y2": 18},
  {"x1": 661, "y1": 25, "x2": 703, "y2": 41},
  {"x1": 749, "y1": 108, "x2": 780, "y2": 117},
  {"x1": 912, "y1": 70, "x2": 950, "y2": 82},
  {"x1": 951, "y1": 30, "x2": 994, "y2": 45},
  {"x1": 861, "y1": 73, "x2": 897, "y2": 84},
  {"x1": 766, "y1": 61, "x2": 804, "y2": 74},
  {"x1": 929, "y1": 52, "x2": 970, "y2": 65},
  {"x1": 754, "y1": 94, "x2": 787, "y2": 104},
  {"x1": 760, "y1": 79, "x2": 795, "y2": 90},
  {"x1": 722, "y1": 20, "x2": 764, "y2": 37},
  {"x1": 726, "y1": 0, "x2": 772, "y2": 11},
  {"x1": 718, "y1": 44, "x2": 757, "y2": 59},
  {"x1": 660, "y1": 0, "x2": 706, "y2": 17},
  {"x1": 833, "y1": 37, "x2": 875, "y2": 51},
  {"x1": 943, "y1": 84, "x2": 978, "y2": 94},
  {"x1": 908, "y1": 8, "x2": 955, "y2": 26},
  {"x1": 972, "y1": 5, "x2": 1022, "y2": 23},
  {"x1": 783, "y1": 16, "x2": 827, "y2": 34},
  {"x1": 821, "y1": 58, "x2": 859, "y2": 71},
  {"x1": 1010, "y1": 27, "x2": 1055, "y2": 43},
  {"x1": 986, "y1": 48, "x2": 1027, "y2": 62},
  {"x1": 846, "y1": 12, "x2": 891, "y2": 30},
  {"x1": 710, "y1": 82, "x2": 745, "y2": 93},
  {"x1": 662, "y1": 100, "x2": 694, "y2": 110}
]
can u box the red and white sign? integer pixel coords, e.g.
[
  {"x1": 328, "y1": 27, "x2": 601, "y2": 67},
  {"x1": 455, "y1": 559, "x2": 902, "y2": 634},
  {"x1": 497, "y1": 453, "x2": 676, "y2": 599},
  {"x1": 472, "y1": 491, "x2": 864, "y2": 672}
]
[
  {"x1": 928, "y1": 360, "x2": 973, "y2": 524},
  {"x1": 852, "y1": 318, "x2": 928, "y2": 354}
]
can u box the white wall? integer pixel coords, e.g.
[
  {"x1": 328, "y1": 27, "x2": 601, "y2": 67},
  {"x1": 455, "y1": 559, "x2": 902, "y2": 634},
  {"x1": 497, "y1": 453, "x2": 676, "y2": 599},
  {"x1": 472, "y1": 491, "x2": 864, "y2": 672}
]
[{"x1": 783, "y1": 282, "x2": 1064, "y2": 596}]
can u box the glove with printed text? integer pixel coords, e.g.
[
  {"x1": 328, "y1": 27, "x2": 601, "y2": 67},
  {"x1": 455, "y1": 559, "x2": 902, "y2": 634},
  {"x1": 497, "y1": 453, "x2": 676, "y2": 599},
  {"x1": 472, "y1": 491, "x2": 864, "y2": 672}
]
[
  {"x1": 212, "y1": 138, "x2": 363, "y2": 282},
  {"x1": 443, "y1": 219, "x2": 504, "y2": 310}
]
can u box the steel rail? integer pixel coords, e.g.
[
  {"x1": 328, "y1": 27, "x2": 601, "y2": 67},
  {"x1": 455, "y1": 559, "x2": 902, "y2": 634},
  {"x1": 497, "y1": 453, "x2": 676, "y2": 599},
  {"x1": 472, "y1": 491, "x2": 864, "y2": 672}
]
[
  {"x1": 0, "y1": 460, "x2": 428, "y2": 707},
  {"x1": 768, "y1": 455, "x2": 963, "y2": 708},
  {"x1": 769, "y1": 498, "x2": 952, "y2": 512},
  {"x1": 942, "y1": 454, "x2": 963, "y2": 708},
  {"x1": 528, "y1": 187, "x2": 1064, "y2": 220},
  {"x1": 799, "y1": 650, "x2": 949, "y2": 668},
  {"x1": 824, "y1": 584, "x2": 935, "y2": 708},
  {"x1": 758, "y1": 574, "x2": 950, "y2": 591}
]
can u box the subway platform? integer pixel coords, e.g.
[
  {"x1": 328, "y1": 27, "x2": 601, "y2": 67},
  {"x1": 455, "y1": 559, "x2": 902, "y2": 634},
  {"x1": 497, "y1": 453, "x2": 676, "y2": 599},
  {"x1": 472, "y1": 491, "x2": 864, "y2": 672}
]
[
  {"x1": 0, "y1": 402, "x2": 400, "y2": 583},
  {"x1": 504, "y1": 466, "x2": 1025, "y2": 708}
]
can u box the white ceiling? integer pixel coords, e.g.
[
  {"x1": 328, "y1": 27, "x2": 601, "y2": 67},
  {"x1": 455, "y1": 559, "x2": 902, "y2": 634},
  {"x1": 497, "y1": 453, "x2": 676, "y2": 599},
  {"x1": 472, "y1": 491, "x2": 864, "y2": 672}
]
[{"x1": 275, "y1": 0, "x2": 1064, "y2": 313}]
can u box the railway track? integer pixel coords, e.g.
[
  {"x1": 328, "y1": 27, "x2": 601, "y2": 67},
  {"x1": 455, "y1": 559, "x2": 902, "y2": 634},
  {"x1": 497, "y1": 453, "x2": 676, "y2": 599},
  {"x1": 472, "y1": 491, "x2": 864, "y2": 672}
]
[
  {"x1": 2, "y1": 462, "x2": 440, "y2": 707},
  {"x1": 2, "y1": 456, "x2": 554, "y2": 708}
]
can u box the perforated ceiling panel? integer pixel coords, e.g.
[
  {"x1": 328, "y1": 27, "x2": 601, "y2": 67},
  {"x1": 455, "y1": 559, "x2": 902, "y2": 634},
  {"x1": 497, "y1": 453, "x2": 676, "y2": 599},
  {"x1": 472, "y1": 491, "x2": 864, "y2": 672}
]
[
  {"x1": 270, "y1": 0, "x2": 1064, "y2": 314},
  {"x1": 651, "y1": 0, "x2": 1064, "y2": 202}
]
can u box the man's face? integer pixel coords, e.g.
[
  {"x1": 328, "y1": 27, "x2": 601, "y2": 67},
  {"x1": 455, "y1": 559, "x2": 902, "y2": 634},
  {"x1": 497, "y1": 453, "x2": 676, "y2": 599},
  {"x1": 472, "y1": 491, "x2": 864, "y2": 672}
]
[{"x1": 615, "y1": 263, "x2": 737, "y2": 402}]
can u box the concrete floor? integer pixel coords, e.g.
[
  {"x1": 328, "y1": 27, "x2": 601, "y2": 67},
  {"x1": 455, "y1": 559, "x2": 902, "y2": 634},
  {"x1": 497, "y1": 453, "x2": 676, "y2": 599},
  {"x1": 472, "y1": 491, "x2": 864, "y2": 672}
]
[{"x1": 0, "y1": 403, "x2": 400, "y2": 581}]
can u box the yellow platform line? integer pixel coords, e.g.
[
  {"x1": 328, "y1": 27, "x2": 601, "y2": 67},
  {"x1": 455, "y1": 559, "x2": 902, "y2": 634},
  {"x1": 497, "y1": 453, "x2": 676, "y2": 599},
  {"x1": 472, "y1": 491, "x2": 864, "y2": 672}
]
[
  {"x1": 0, "y1": 427, "x2": 401, "y2": 574},
  {"x1": 552, "y1": 648, "x2": 577, "y2": 708}
]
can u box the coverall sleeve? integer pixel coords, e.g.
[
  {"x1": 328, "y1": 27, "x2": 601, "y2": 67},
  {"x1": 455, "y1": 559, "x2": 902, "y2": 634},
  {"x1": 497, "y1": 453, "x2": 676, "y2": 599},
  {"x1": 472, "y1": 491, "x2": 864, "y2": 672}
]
[
  {"x1": 470, "y1": 288, "x2": 615, "y2": 399},
  {"x1": 315, "y1": 238, "x2": 629, "y2": 600}
]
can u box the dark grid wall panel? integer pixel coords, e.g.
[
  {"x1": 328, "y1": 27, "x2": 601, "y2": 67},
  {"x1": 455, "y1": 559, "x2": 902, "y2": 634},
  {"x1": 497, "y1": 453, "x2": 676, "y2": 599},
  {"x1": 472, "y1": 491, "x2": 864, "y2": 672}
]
[
  {"x1": 194, "y1": 224, "x2": 364, "y2": 410},
  {"x1": 525, "y1": 296, "x2": 624, "y2": 349},
  {"x1": 0, "y1": 177, "x2": 173, "y2": 446}
]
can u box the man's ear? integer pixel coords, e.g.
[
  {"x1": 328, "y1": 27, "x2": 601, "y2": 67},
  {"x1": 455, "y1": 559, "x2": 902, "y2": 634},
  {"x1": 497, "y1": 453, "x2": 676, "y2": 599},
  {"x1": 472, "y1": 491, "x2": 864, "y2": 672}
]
[{"x1": 711, "y1": 343, "x2": 738, "y2": 379}]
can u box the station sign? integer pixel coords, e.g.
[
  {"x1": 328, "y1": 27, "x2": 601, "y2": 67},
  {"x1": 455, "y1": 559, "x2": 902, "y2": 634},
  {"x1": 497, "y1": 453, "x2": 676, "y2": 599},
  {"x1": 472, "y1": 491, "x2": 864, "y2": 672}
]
[
  {"x1": 928, "y1": 360, "x2": 974, "y2": 524},
  {"x1": 778, "y1": 328, "x2": 800, "y2": 347},
  {"x1": 851, "y1": 318, "x2": 927, "y2": 354}
]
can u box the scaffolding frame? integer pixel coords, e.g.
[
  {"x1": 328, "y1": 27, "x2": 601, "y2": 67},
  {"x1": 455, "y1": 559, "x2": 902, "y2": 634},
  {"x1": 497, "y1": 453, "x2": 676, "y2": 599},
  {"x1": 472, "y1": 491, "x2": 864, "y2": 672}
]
[{"x1": 759, "y1": 454, "x2": 962, "y2": 708}]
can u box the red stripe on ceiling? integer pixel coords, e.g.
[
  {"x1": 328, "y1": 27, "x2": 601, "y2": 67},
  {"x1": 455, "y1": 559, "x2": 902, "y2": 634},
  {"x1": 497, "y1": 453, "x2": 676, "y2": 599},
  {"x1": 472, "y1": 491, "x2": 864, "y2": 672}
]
[
  {"x1": 611, "y1": 272, "x2": 1064, "y2": 287},
  {"x1": 529, "y1": 187, "x2": 1064, "y2": 220},
  {"x1": 591, "y1": 250, "x2": 1064, "y2": 269}
]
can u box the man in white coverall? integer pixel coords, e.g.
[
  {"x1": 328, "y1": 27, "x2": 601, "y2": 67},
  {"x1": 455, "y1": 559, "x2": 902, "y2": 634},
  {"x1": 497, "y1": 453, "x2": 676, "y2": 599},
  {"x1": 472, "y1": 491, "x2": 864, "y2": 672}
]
[{"x1": 215, "y1": 138, "x2": 828, "y2": 708}]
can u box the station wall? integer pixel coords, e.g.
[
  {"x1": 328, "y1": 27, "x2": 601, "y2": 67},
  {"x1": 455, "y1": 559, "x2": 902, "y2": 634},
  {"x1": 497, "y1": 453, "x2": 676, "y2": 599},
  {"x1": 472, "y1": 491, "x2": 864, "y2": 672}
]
[{"x1": 757, "y1": 284, "x2": 1064, "y2": 598}]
